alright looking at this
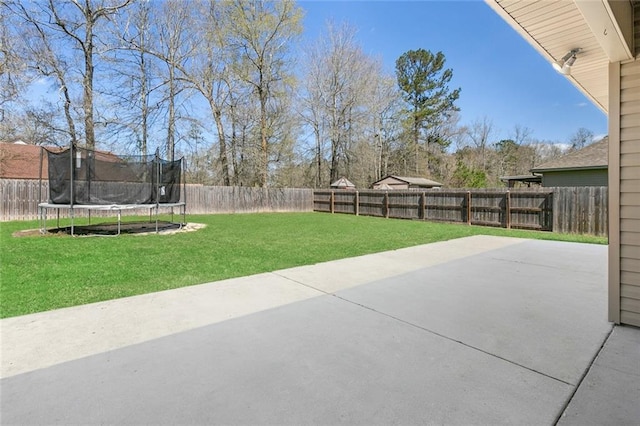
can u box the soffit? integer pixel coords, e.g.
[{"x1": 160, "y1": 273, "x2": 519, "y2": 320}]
[{"x1": 487, "y1": 0, "x2": 611, "y2": 114}]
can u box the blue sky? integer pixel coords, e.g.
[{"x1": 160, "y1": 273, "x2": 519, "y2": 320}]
[{"x1": 298, "y1": 0, "x2": 608, "y2": 144}]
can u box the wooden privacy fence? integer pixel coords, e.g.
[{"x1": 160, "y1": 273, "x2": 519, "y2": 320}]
[
  {"x1": 185, "y1": 185, "x2": 313, "y2": 214},
  {"x1": 0, "y1": 179, "x2": 314, "y2": 221},
  {"x1": 1, "y1": 179, "x2": 607, "y2": 236},
  {"x1": 314, "y1": 187, "x2": 609, "y2": 236},
  {"x1": 552, "y1": 186, "x2": 608, "y2": 235}
]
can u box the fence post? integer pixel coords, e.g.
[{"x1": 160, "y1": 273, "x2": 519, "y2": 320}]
[
  {"x1": 420, "y1": 191, "x2": 426, "y2": 220},
  {"x1": 553, "y1": 187, "x2": 560, "y2": 233},
  {"x1": 384, "y1": 191, "x2": 389, "y2": 218},
  {"x1": 355, "y1": 191, "x2": 359, "y2": 216},
  {"x1": 505, "y1": 191, "x2": 511, "y2": 229},
  {"x1": 330, "y1": 191, "x2": 335, "y2": 214},
  {"x1": 466, "y1": 191, "x2": 472, "y2": 225}
]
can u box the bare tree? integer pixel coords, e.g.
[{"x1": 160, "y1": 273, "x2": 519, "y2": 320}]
[
  {"x1": 163, "y1": 0, "x2": 234, "y2": 183},
  {"x1": 105, "y1": 0, "x2": 159, "y2": 156},
  {"x1": 370, "y1": 75, "x2": 402, "y2": 181},
  {"x1": 300, "y1": 21, "x2": 382, "y2": 185},
  {"x1": 0, "y1": 5, "x2": 27, "y2": 110},
  {"x1": 465, "y1": 117, "x2": 494, "y2": 171},
  {"x1": 46, "y1": 0, "x2": 132, "y2": 148},
  {"x1": 511, "y1": 124, "x2": 533, "y2": 146},
  {"x1": 299, "y1": 39, "x2": 327, "y2": 187},
  {"x1": 569, "y1": 127, "x2": 594, "y2": 150},
  {"x1": 228, "y1": 0, "x2": 303, "y2": 187}
]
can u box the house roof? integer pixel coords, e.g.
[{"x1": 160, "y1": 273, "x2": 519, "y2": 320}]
[
  {"x1": 392, "y1": 176, "x2": 443, "y2": 187},
  {"x1": 373, "y1": 175, "x2": 443, "y2": 187},
  {"x1": 0, "y1": 142, "x2": 52, "y2": 179},
  {"x1": 531, "y1": 137, "x2": 608, "y2": 173}
]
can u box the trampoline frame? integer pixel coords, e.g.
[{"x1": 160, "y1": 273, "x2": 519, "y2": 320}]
[
  {"x1": 38, "y1": 202, "x2": 186, "y2": 236},
  {"x1": 38, "y1": 146, "x2": 187, "y2": 236}
]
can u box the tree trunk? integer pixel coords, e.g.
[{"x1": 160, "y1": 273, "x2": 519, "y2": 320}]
[
  {"x1": 58, "y1": 70, "x2": 77, "y2": 147},
  {"x1": 212, "y1": 106, "x2": 230, "y2": 186},
  {"x1": 314, "y1": 125, "x2": 322, "y2": 187},
  {"x1": 83, "y1": 18, "x2": 95, "y2": 149},
  {"x1": 330, "y1": 138, "x2": 339, "y2": 183},
  {"x1": 230, "y1": 105, "x2": 239, "y2": 186},
  {"x1": 167, "y1": 64, "x2": 175, "y2": 161},
  {"x1": 413, "y1": 105, "x2": 419, "y2": 175},
  {"x1": 140, "y1": 32, "x2": 148, "y2": 156},
  {"x1": 259, "y1": 85, "x2": 268, "y2": 188}
]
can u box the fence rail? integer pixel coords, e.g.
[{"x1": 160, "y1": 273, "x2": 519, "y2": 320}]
[
  {"x1": 314, "y1": 187, "x2": 608, "y2": 236},
  {"x1": 0, "y1": 179, "x2": 314, "y2": 221}
]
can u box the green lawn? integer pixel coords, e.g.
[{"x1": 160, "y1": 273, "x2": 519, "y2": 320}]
[{"x1": 0, "y1": 212, "x2": 606, "y2": 318}]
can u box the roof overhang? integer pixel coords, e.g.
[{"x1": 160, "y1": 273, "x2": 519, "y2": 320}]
[
  {"x1": 500, "y1": 174, "x2": 542, "y2": 181},
  {"x1": 485, "y1": 0, "x2": 636, "y2": 115}
]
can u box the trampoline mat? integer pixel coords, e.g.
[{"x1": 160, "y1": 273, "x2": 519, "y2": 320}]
[{"x1": 49, "y1": 221, "x2": 182, "y2": 236}]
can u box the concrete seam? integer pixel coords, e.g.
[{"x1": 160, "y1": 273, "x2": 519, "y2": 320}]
[
  {"x1": 330, "y1": 293, "x2": 576, "y2": 387},
  {"x1": 271, "y1": 272, "x2": 334, "y2": 295},
  {"x1": 552, "y1": 325, "x2": 615, "y2": 426},
  {"x1": 488, "y1": 255, "x2": 603, "y2": 275},
  {"x1": 274, "y1": 269, "x2": 580, "y2": 387},
  {"x1": 273, "y1": 270, "x2": 602, "y2": 391}
]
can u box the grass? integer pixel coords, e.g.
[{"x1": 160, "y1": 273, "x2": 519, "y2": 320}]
[{"x1": 0, "y1": 212, "x2": 606, "y2": 318}]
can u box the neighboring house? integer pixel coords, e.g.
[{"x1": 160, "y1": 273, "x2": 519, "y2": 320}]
[
  {"x1": 0, "y1": 141, "x2": 52, "y2": 180},
  {"x1": 487, "y1": 0, "x2": 640, "y2": 327},
  {"x1": 372, "y1": 175, "x2": 443, "y2": 190},
  {"x1": 0, "y1": 141, "x2": 135, "y2": 182},
  {"x1": 330, "y1": 177, "x2": 356, "y2": 190},
  {"x1": 530, "y1": 137, "x2": 608, "y2": 187}
]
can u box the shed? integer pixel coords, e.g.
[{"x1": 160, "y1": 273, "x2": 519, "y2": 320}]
[
  {"x1": 372, "y1": 175, "x2": 443, "y2": 190},
  {"x1": 330, "y1": 177, "x2": 356, "y2": 190},
  {"x1": 530, "y1": 137, "x2": 608, "y2": 187}
]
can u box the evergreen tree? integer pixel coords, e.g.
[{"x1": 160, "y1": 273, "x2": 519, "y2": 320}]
[{"x1": 395, "y1": 49, "x2": 460, "y2": 175}]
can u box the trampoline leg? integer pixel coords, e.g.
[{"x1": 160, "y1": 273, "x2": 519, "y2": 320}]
[
  {"x1": 39, "y1": 206, "x2": 46, "y2": 234},
  {"x1": 117, "y1": 210, "x2": 121, "y2": 236}
]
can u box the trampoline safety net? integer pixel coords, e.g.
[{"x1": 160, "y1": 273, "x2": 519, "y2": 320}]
[{"x1": 46, "y1": 147, "x2": 182, "y2": 205}]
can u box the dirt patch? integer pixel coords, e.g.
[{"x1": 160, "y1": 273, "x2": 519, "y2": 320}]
[
  {"x1": 12, "y1": 229, "x2": 49, "y2": 238},
  {"x1": 13, "y1": 222, "x2": 206, "y2": 238}
]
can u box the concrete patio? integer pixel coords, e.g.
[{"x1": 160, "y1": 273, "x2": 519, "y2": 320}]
[{"x1": 1, "y1": 235, "x2": 638, "y2": 424}]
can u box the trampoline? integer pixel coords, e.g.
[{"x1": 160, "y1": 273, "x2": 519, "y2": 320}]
[{"x1": 38, "y1": 146, "x2": 186, "y2": 236}]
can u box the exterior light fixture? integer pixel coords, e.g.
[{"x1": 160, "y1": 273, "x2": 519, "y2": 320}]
[{"x1": 552, "y1": 49, "x2": 581, "y2": 75}]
